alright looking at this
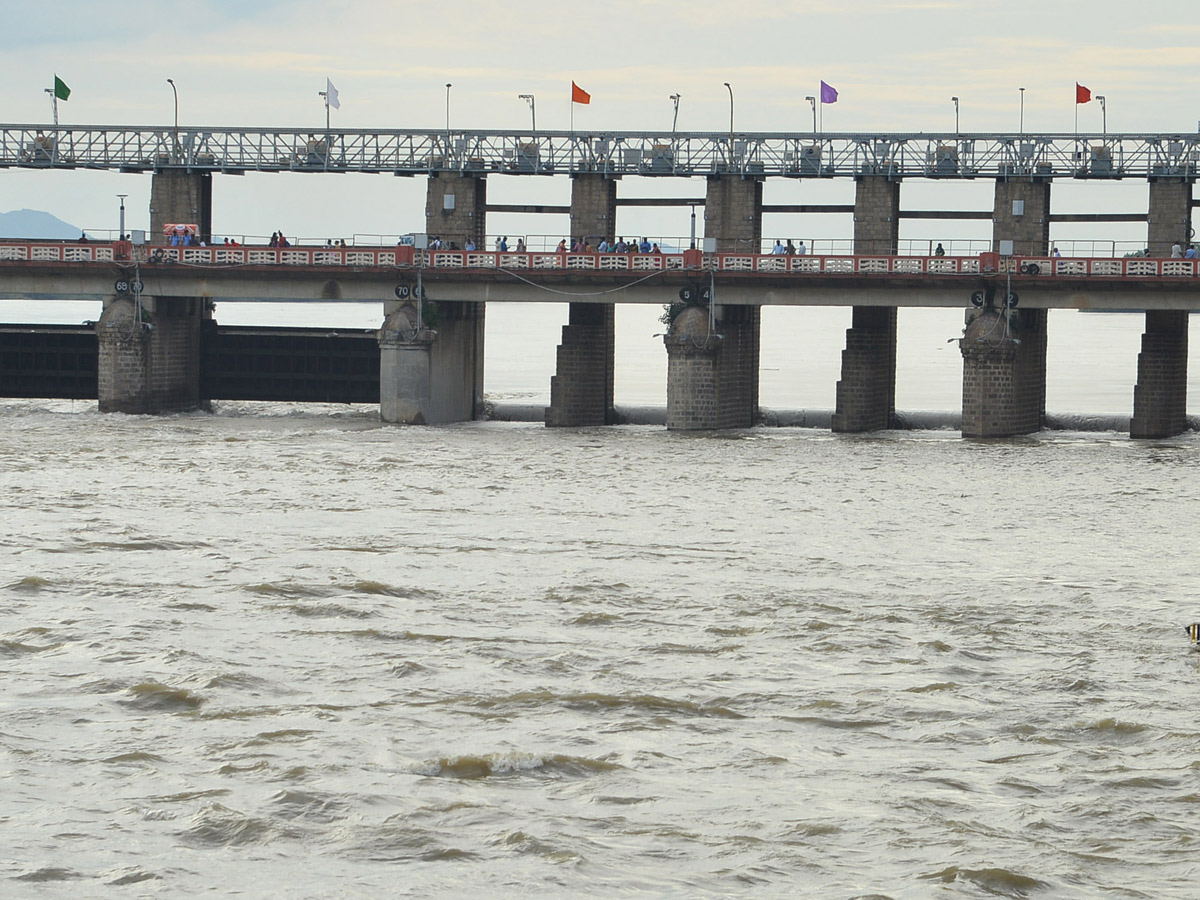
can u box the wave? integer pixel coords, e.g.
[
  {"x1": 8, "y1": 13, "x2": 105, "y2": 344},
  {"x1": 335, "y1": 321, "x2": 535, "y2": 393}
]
[
  {"x1": 14, "y1": 867, "x2": 83, "y2": 882},
  {"x1": 5, "y1": 575, "x2": 53, "y2": 591},
  {"x1": 921, "y1": 865, "x2": 1049, "y2": 897},
  {"x1": 179, "y1": 803, "x2": 301, "y2": 847},
  {"x1": 450, "y1": 689, "x2": 744, "y2": 720},
  {"x1": 410, "y1": 752, "x2": 621, "y2": 780},
  {"x1": 119, "y1": 682, "x2": 205, "y2": 713}
]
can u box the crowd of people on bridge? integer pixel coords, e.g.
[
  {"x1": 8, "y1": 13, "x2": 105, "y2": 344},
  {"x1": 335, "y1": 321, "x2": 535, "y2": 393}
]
[{"x1": 770, "y1": 240, "x2": 808, "y2": 255}]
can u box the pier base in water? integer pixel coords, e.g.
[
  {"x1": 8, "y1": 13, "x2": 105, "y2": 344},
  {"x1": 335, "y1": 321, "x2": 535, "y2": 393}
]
[
  {"x1": 959, "y1": 307, "x2": 1047, "y2": 438},
  {"x1": 1131, "y1": 310, "x2": 1190, "y2": 439},
  {"x1": 379, "y1": 301, "x2": 484, "y2": 425},
  {"x1": 97, "y1": 296, "x2": 206, "y2": 414}
]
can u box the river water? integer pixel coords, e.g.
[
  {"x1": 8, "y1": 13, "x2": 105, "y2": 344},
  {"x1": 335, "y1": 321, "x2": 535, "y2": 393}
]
[{"x1": 2, "y1": 303, "x2": 1200, "y2": 898}]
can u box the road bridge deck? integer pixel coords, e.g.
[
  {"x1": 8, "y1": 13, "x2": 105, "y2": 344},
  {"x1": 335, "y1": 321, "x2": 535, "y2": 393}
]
[{"x1": 1, "y1": 242, "x2": 1198, "y2": 312}]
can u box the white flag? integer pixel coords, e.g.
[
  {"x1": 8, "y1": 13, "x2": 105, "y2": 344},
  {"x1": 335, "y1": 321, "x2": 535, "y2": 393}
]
[{"x1": 326, "y1": 78, "x2": 340, "y2": 110}]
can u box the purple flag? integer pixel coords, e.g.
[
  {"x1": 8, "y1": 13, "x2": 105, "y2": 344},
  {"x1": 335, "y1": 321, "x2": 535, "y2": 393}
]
[{"x1": 820, "y1": 81, "x2": 838, "y2": 104}]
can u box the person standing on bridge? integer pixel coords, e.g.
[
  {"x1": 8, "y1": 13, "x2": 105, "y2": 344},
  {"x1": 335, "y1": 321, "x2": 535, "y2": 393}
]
[
  {"x1": 785, "y1": 240, "x2": 796, "y2": 255},
  {"x1": 1186, "y1": 245, "x2": 1198, "y2": 260},
  {"x1": 772, "y1": 240, "x2": 786, "y2": 255},
  {"x1": 1172, "y1": 240, "x2": 1183, "y2": 258},
  {"x1": 935, "y1": 243, "x2": 946, "y2": 256},
  {"x1": 797, "y1": 241, "x2": 808, "y2": 255}
]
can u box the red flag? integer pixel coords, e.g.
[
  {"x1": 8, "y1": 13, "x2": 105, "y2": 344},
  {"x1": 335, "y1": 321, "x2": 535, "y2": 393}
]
[
  {"x1": 571, "y1": 81, "x2": 591, "y2": 105},
  {"x1": 1076, "y1": 83, "x2": 1092, "y2": 104}
]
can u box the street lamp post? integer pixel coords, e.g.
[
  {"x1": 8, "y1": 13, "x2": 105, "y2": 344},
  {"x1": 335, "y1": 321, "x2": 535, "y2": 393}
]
[
  {"x1": 1097, "y1": 95, "x2": 1107, "y2": 137},
  {"x1": 723, "y1": 82, "x2": 734, "y2": 166},
  {"x1": 117, "y1": 194, "x2": 127, "y2": 240},
  {"x1": 166, "y1": 78, "x2": 179, "y2": 160},
  {"x1": 518, "y1": 93, "x2": 536, "y2": 132},
  {"x1": 670, "y1": 93, "x2": 681, "y2": 137},
  {"x1": 1019, "y1": 87, "x2": 1025, "y2": 134},
  {"x1": 952, "y1": 96, "x2": 959, "y2": 134},
  {"x1": 806, "y1": 96, "x2": 816, "y2": 133},
  {"x1": 445, "y1": 83, "x2": 452, "y2": 133}
]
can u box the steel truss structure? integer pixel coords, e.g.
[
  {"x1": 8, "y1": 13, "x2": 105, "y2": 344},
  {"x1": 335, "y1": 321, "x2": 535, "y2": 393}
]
[{"x1": 3, "y1": 125, "x2": 1200, "y2": 180}]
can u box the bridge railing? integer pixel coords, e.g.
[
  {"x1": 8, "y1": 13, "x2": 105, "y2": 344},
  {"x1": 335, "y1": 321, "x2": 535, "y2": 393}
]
[{"x1": 3, "y1": 241, "x2": 1199, "y2": 278}]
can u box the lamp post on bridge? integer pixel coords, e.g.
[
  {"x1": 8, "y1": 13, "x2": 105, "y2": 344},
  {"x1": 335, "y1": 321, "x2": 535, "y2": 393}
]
[
  {"x1": 1097, "y1": 95, "x2": 1106, "y2": 137},
  {"x1": 723, "y1": 82, "x2": 734, "y2": 166},
  {"x1": 166, "y1": 78, "x2": 179, "y2": 161},
  {"x1": 670, "y1": 93, "x2": 680, "y2": 137},
  {"x1": 806, "y1": 96, "x2": 816, "y2": 133},
  {"x1": 952, "y1": 96, "x2": 959, "y2": 135},
  {"x1": 518, "y1": 93, "x2": 536, "y2": 133},
  {"x1": 117, "y1": 194, "x2": 127, "y2": 241},
  {"x1": 444, "y1": 83, "x2": 453, "y2": 164},
  {"x1": 1019, "y1": 86, "x2": 1025, "y2": 134}
]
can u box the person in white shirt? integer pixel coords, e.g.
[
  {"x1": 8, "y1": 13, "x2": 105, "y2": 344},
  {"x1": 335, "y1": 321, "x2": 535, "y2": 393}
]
[
  {"x1": 797, "y1": 241, "x2": 808, "y2": 255},
  {"x1": 1171, "y1": 241, "x2": 1183, "y2": 258},
  {"x1": 772, "y1": 240, "x2": 785, "y2": 255}
]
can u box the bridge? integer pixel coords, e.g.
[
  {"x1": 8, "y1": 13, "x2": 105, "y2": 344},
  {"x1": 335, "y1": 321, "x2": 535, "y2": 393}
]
[{"x1": 1, "y1": 121, "x2": 1197, "y2": 439}]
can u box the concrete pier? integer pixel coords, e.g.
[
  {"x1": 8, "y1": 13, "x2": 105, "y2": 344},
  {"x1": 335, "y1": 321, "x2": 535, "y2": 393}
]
[
  {"x1": 149, "y1": 171, "x2": 212, "y2": 244},
  {"x1": 546, "y1": 175, "x2": 617, "y2": 426},
  {"x1": 659, "y1": 175, "x2": 763, "y2": 429},
  {"x1": 425, "y1": 173, "x2": 486, "y2": 250},
  {"x1": 96, "y1": 295, "x2": 207, "y2": 413},
  {"x1": 1131, "y1": 310, "x2": 1190, "y2": 439},
  {"x1": 546, "y1": 303, "x2": 615, "y2": 427},
  {"x1": 959, "y1": 179, "x2": 1052, "y2": 437},
  {"x1": 379, "y1": 300, "x2": 484, "y2": 425},
  {"x1": 960, "y1": 307, "x2": 1045, "y2": 438},
  {"x1": 833, "y1": 176, "x2": 900, "y2": 432},
  {"x1": 1131, "y1": 180, "x2": 1192, "y2": 438},
  {"x1": 833, "y1": 305, "x2": 898, "y2": 433},
  {"x1": 664, "y1": 305, "x2": 759, "y2": 430}
]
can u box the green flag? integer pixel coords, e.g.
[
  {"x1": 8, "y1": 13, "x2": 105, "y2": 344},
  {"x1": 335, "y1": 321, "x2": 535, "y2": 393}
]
[{"x1": 54, "y1": 75, "x2": 70, "y2": 102}]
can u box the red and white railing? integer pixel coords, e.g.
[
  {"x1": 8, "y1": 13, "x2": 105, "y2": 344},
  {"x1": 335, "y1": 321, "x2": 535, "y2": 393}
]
[{"x1": 3, "y1": 241, "x2": 1199, "y2": 278}]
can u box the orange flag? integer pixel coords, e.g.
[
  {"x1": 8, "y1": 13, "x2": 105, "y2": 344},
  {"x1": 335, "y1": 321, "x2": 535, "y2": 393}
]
[
  {"x1": 571, "y1": 81, "x2": 591, "y2": 105},
  {"x1": 1076, "y1": 83, "x2": 1092, "y2": 104}
]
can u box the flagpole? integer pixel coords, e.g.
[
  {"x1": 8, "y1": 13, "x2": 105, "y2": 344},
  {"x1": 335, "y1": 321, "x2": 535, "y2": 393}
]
[{"x1": 45, "y1": 89, "x2": 57, "y2": 127}]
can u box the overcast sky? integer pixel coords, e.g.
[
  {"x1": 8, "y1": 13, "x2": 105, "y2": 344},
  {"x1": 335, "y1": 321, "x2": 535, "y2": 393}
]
[{"x1": 3, "y1": 0, "x2": 1197, "y2": 249}]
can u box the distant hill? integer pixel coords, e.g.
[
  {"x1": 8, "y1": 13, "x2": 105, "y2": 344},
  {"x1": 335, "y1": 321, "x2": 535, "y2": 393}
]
[{"x1": 0, "y1": 209, "x2": 85, "y2": 240}]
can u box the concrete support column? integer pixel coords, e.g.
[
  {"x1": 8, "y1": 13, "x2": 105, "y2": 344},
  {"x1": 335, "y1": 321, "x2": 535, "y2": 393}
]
[
  {"x1": 546, "y1": 304, "x2": 614, "y2": 427},
  {"x1": 149, "y1": 171, "x2": 212, "y2": 245},
  {"x1": 425, "y1": 174, "x2": 486, "y2": 250},
  {"x1": 960, "y1": 307, "x2": 1047, "y2": 438},
  {"x1": 992, "y1": 180, "x2": 1051, "y2": 256},
  {"x1": 1130, "y1": 180, "x2": 1192, "y2": 438},
  {"x1": 1131, "y1": 310, "x2": 1189, "y2": 439},
  {"x1": 833, "y1": 306, "x2": 897, "y2": 432},
  {"x1": 853, "y1": 175, "x2": 900, "y2": 256},
  {"x1": 569, "y1": 174, "x2": 618, "y2": 249},
  {"x1": 1147, "y1": 179, "x2": 1192, "y2": 258},
  {"x1": 834, "y1": 175, "x2": 900, "y2": 432},
  {"x1": 96, "y1": 295, "x2": 208, "y2": 413},
  {"x1": 704, "y1": 175, "x2": 762, "y2": 253},
  {"x1": 547, "y1": 175, "x2": 618, "y2": 427},
  {"x1": 959, "y1": 179, "x2": 1052, "y2": 437},
  {"x1": 379, "y1": 300, "x2": 484, "y2": 425},
  {"x1": 659, "y1": 174, "x2": 764, "y2": 429},
  {"x1": 664, "y1": 305, "x2": 759, "y2": 431}
]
